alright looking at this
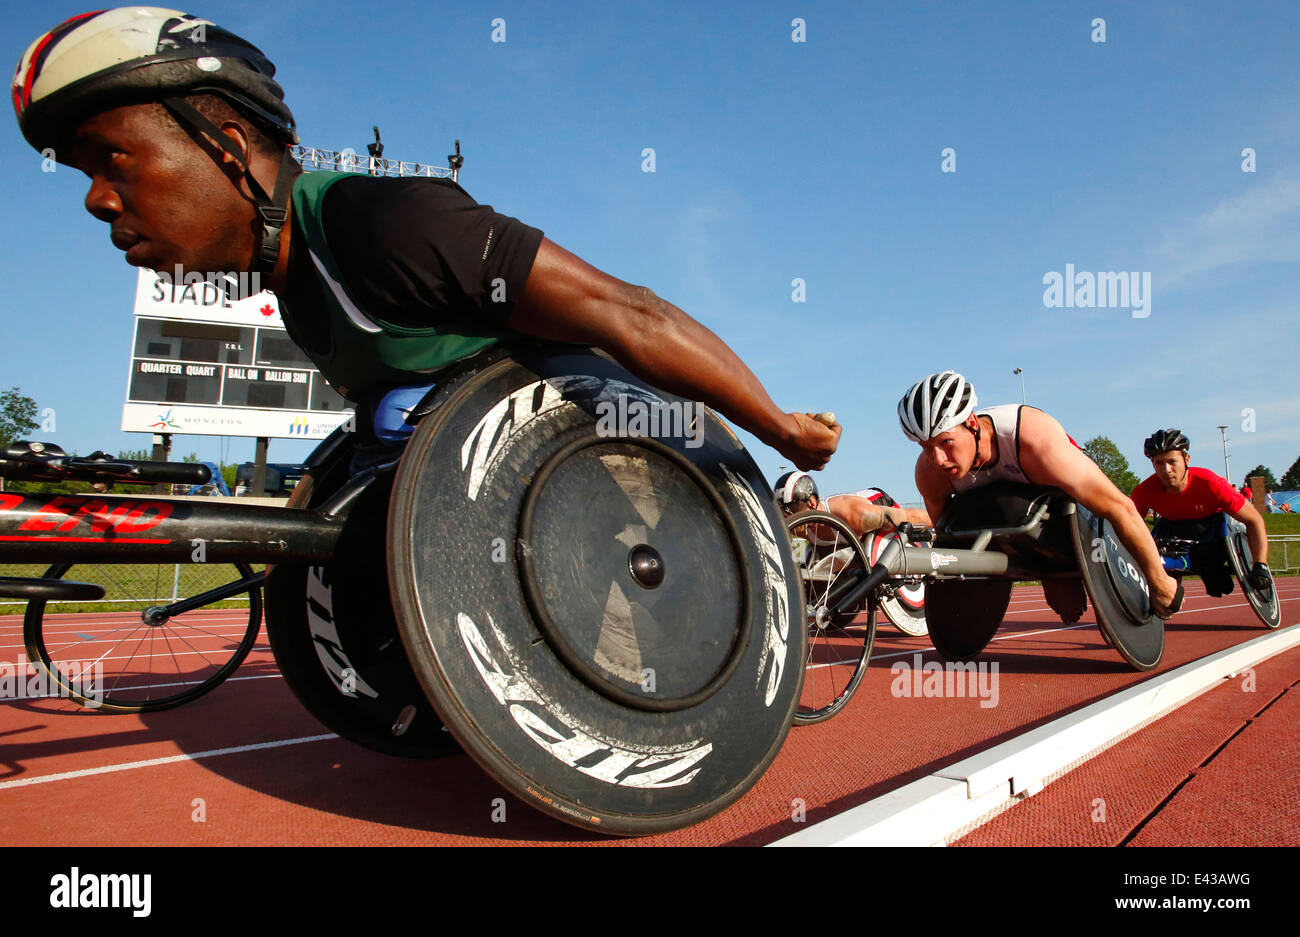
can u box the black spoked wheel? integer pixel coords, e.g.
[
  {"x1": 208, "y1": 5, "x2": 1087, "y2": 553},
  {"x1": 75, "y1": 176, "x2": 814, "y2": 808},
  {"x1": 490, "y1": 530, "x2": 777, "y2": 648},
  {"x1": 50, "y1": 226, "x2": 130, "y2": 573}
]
[
  {"x1": 23, "y1": 562, "x2": 262, "y2": 713},
  {"x1": 786, "y1": 511, "x2": 876, "y2": 725}
]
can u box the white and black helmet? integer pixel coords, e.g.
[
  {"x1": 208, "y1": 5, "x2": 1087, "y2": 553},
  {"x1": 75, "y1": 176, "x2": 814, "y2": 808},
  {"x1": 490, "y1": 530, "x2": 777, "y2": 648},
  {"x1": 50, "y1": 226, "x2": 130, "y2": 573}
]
[
  {"x1": 12, "y1": 8, "x2": 296, "y2": 152},
  {"x1": 774, "y1": 471, "x2": 819, "y2": 509},
  {"x1": 898, "y1": 371, "x2": 978, "y2": 442},
  {"x1": 13, "y1": 8, "x2": 298, "y2": 274}
]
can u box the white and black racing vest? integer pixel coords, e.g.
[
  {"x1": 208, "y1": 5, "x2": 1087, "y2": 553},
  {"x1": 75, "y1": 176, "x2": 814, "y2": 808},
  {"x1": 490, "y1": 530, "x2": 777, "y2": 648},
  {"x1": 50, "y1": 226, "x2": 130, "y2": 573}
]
[{"x1": 948, "y1": 404, "x2": 1031, "y2": 493}]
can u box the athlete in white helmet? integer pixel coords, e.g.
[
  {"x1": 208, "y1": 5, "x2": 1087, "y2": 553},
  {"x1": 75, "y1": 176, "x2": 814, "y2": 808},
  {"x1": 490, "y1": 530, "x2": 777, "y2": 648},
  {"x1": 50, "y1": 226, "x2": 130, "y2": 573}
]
[
  {"x1": 898, "y1": 371, "x2": 1183, "y2": 618},
  {"x1": 773, "y1": 472, "x2": 931, "y2": 533}
]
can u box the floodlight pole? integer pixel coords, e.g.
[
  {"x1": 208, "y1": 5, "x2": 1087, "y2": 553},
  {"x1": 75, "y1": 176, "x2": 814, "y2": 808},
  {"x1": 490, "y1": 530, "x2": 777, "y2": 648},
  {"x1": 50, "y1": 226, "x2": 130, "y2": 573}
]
[
  {"x1": 1013, "y1": 367, "x2": 1025, "y2": 404},
  {"x1": 1217, "y1": 425, "x2": 1230, "y2": 483}
]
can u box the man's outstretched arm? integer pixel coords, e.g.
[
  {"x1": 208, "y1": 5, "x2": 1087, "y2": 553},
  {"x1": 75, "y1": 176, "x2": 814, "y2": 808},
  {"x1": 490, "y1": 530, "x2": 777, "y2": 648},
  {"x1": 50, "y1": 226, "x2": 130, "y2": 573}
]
[
  {"x1": 507, "y1": 238, "x2": 840, "y2": 470},
  {"x1": 827, "y1": 494, "x2": 932, "y2": 536},
  {"x1": 1019, "y1": 409, "x2": 1179, "y2": 611},
  {"x1": 1230, "y1": 499, "x2": 1269, "y2": 564}
]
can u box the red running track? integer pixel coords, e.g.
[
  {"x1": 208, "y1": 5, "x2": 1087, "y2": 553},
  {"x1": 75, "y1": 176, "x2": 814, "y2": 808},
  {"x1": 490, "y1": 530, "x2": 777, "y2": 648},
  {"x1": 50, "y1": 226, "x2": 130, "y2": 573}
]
[{"x1": 1, "y1": 578, "x2": 1296, "y2": 845}]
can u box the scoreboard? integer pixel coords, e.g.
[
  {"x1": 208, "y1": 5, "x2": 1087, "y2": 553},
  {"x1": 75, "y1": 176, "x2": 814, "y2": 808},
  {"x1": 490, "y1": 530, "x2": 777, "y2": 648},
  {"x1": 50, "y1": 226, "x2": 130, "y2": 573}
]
[{"x1": 121, "y1": 269, "x2": 352, "y2": 439}]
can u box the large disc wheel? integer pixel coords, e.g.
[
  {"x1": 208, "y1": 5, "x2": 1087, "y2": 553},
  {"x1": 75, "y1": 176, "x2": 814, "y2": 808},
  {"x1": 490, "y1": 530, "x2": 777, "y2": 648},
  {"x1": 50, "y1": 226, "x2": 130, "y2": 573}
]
[
  {"x1": 23, "y1": 562, "x2": 261, "y2": 713},
  {"x1": 1070, "y1": 504, "x2": 1164, "y2": 671},
  {"x1": 785, "y1": 511, "x2": 877, "y2": 725},
  {"x1": 387, "y1": 347, "x2": 804, "y2": 835},
  {"x1": 1224, "y1": 518, "x2": 1281, "y2": 629},
  {"x1": 922, "y1": 577, "x2": 1012, "y2": 661},
  {"x1": 863, "y1": 530, "x2": 928, "y2": 637},
  {"x1": 263, "y1": 431, "x2": 458, "y2": 758}
]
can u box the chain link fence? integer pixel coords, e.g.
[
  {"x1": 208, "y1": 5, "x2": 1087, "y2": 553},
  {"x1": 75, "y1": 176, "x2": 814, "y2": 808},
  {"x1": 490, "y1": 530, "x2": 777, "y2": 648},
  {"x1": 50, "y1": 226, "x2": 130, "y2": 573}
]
[{"x1": 0, "y1": 563, "x2": 261, "y2": 615}]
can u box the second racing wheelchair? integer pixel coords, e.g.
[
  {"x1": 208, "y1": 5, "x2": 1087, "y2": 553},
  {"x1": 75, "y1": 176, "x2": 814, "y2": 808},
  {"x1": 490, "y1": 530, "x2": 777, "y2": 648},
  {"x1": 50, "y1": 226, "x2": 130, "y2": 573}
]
[
  {"x1": 1153, "y1": 514, "x2": 1280, "y2": 629},
  {"x1": 783, "y1": 480, "x2": 1180, "y2": 723}
]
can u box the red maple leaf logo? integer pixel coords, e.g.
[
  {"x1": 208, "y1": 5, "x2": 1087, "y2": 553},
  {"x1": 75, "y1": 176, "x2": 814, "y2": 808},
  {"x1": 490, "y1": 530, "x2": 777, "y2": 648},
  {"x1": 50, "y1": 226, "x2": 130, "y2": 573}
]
[{"x1": 260, "y1": 304, "x2": 274, "y2": 317}]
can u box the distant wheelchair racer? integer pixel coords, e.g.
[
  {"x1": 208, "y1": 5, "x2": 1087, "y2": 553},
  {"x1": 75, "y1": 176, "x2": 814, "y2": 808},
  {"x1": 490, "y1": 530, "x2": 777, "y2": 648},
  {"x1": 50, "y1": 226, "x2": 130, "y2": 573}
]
[
  {"x1": 1135, "y1": 429, "x2": 1279, "y2": 628},
  {"x1": 774, "y1": 471, "x2": 932, "y2": 636}
]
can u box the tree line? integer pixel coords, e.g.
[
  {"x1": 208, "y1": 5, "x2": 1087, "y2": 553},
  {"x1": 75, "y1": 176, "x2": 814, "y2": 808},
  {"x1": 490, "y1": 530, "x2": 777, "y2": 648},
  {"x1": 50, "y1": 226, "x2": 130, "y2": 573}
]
[{"x1": 1, "y1": 386, "x2": 239, "y2": 493}]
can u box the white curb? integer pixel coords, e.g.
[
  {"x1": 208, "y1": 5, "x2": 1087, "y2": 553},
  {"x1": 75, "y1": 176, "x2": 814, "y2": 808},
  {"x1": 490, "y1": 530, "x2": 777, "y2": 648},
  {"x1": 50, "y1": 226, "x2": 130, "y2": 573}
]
[{"x1": 769, "y1": 623, "x2": 1300, "y2": 846}]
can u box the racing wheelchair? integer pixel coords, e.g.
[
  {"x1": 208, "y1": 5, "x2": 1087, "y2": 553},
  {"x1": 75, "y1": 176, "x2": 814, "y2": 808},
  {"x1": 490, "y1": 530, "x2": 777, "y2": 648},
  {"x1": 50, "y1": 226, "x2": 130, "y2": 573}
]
[
  {"x1": 1153, "y1": 514, "x2": 1280, "y2": 629},
  {"x1": 0, "y1": 343, "x2": 807, "y2": 836},
  {"x1": 781, "y1": 481, "x2": 1172, "y2": 723},
  {"x1": 784, "y1": 512, "x2": 928, "y2": 724}
]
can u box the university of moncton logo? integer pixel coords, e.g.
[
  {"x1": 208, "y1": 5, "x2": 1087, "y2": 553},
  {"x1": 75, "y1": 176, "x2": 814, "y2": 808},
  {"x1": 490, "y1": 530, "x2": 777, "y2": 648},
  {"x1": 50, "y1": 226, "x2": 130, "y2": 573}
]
[
  {"x1": 288, "y1": 417, "x2": 309, "y2": 435},
  {"x1": 148, "y1": 409, "x2": 182, "y2": 431}
]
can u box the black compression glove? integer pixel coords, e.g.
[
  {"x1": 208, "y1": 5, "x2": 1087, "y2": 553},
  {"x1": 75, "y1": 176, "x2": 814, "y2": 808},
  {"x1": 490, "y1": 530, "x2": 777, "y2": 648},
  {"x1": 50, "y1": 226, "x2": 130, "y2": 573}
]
[{"x1": 1248, "y1": 562, "x2": 1272, "y2": 590}]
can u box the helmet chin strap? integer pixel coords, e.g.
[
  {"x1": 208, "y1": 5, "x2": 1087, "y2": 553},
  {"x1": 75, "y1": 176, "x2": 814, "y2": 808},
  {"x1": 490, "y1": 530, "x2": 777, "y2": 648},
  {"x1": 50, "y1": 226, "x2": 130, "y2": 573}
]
[
  {"x1": 160, "y1": 96, "x2": 296, "y2": 278},
  {"x1": 966, "y1": 417, "x2": 984, "y2": 474}
]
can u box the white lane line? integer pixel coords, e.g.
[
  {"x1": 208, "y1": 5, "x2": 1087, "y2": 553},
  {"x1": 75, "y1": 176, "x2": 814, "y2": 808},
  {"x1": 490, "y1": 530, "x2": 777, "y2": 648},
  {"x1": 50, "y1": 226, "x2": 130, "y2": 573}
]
[
  {"x1": 1, "y1": 647, "x2": 269, "y2": 667},
  {"x1": 1000, "y1": 589, "x2": 1300, "y2": 620},
  {"x1": 1, "y1": 634, "x2": 256, "y2": 652},
  {"x1": 0, "y1": 733, "x2": 339, "y2": 791},
  {"x1": 0, "y1": 672, "x2": 283, "y2": 702}
]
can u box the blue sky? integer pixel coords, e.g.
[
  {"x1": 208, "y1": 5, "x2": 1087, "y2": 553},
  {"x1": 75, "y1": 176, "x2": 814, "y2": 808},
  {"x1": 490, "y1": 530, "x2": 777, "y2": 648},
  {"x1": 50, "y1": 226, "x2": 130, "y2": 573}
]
[{"x1": 3, "y1": 1, "x2": 1298, "y2": 499}]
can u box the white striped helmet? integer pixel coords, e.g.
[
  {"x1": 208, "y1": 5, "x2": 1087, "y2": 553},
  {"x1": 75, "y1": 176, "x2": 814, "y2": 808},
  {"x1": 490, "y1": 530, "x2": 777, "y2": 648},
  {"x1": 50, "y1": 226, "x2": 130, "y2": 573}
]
[
  {"x1": 773, "y1": 471, "x2": 818, "y2": 509},
  {"x1": 898, "y1": 371, "x2": 978, "y2": 442},
  {"x1": 13, "y1": 8, "x2": 299, "y2": 276},
  {"x1": 12, "y1": 7, "x2": 296, "y2": 153}
]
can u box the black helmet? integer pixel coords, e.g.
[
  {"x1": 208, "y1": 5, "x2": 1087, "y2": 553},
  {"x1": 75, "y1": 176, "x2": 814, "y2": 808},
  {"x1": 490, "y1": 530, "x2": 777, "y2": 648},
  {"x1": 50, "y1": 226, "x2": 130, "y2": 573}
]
[
  {"x1": 1143, "y1": 428, "x2": 1190, "y2": 458},
  {"x1": 774, "y1": 471, "x2": 818, "y2": 511}
]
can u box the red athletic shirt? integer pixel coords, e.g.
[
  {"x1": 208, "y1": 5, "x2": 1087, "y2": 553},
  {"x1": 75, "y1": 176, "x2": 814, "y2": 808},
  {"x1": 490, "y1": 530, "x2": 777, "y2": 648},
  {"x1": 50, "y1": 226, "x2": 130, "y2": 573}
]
[{"x1": 1131, "y1": 466, "x2": 1246, "y2": 521}]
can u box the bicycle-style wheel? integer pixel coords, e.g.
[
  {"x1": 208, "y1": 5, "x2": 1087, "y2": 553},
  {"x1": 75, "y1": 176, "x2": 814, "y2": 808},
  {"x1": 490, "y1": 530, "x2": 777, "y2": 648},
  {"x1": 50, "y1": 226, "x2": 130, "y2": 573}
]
[
  {"x1": 786, "y1": 511, "x2": 876, "y2": 725},
  {"x1": 863, "y1": 530, "x2": 928, "y2": 636},
  {"x1": 24, "y1": 562, "x2": 262, "y2": 713},
  {"x1": 1223, "y1": 518, "x2": 1281, "y2": 629}
]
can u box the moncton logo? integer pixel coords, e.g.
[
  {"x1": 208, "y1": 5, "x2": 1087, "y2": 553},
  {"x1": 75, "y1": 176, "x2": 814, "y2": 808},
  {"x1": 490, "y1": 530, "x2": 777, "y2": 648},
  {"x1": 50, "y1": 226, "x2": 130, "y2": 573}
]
[
  {"x1": 288, "y1": 417, "x2": 309, "y2": 435},
  {"x1": 148, "y1": 409, "x2": 182, "y2": 431},
  {"x1": 1042, "y1": 264, "x2": 1152, "y2": 319},
  {"x1": 49, "y1": 867, "x2": 151, "y2": 917}
]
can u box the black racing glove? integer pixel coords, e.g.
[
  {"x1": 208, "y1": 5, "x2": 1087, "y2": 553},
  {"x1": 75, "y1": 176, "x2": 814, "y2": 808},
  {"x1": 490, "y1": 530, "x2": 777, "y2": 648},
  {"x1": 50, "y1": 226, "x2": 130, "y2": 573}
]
[{"x1": 1247, "y1": 562, "x2": 1272, "y2": 591}]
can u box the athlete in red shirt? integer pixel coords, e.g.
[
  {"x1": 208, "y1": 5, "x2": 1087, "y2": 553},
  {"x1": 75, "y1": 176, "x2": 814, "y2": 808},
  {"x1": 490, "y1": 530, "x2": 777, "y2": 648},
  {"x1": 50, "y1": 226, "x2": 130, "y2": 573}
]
[{"x1": 1133, "y1": 429, "x2": 1270, "y2": 596}]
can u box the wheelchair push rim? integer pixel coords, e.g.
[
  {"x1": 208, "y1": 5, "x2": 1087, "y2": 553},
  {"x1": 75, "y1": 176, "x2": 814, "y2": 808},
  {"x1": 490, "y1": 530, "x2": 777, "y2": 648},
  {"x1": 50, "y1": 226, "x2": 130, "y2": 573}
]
[{"x1": 386, "y1": 347, "x2": 805, "y2": 835}]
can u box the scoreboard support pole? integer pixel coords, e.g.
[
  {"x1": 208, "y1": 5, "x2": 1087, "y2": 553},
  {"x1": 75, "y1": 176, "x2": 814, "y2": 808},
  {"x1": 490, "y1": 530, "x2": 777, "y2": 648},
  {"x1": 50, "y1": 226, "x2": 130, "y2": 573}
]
[
  {"x1": 251, "y1": 436, "x2": 270, "y2": 497},
  {"x1": 151, "y1": 433, "x2": 172, "y2": 494}
]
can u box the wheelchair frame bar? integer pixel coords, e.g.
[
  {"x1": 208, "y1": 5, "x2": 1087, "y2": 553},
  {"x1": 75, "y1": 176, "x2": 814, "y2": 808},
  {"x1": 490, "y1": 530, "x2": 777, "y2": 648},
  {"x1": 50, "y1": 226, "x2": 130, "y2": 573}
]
[{"x1": 0, "y1": 489, "x2": 344, "y2": 565}]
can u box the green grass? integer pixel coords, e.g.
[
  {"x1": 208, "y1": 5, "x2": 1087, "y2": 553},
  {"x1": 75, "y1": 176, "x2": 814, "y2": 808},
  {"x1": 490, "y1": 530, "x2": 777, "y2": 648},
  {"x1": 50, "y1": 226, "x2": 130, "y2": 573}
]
[
  {"x1": 1264, "y1": 512, "x2": 1300, "y2": 536},
  {"x1": 0, "y1": 562, "x2": 262, "y2": 616}
]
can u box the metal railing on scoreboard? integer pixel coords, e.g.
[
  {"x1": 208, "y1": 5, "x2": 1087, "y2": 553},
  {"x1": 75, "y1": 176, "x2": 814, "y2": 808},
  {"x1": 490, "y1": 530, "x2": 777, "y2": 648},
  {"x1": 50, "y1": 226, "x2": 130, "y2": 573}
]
[{"x1": 290, "y1": 145, "x2": 457, "y2": 180}]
